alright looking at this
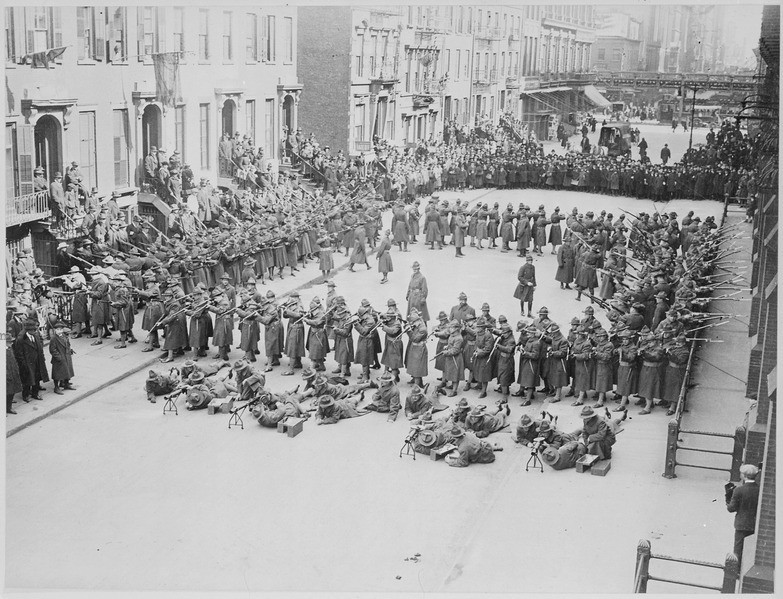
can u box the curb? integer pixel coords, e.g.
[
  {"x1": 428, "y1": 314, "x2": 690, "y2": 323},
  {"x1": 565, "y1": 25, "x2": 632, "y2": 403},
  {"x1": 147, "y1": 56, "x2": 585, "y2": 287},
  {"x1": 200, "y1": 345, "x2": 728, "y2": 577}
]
[{"x1": 6, "y1": 356, "x2": 159, "y2": 438}]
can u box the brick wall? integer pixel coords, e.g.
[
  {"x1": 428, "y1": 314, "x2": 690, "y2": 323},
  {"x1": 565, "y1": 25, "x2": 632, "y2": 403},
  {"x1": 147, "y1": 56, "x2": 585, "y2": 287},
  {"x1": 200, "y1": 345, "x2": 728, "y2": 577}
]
[{"x1": 297, "y1": 6, "x2": 353, "y2": 156}]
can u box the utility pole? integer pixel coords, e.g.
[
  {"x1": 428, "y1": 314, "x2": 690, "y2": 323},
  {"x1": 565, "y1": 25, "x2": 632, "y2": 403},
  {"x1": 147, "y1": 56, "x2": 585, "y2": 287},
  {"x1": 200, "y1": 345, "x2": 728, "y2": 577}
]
[{"x1": 688, "y1": 85, "x2": 697, "y2": 151}]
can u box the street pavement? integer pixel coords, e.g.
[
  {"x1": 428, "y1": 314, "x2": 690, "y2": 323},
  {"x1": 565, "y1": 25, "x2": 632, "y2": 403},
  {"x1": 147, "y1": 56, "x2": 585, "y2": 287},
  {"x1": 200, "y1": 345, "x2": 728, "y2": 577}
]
[
  {"x1": 542, "y1": 120, "x2": 710, "y2": 165},
  {"x1": 6, "y1": 186, "x2": 749, "y2": 597}
]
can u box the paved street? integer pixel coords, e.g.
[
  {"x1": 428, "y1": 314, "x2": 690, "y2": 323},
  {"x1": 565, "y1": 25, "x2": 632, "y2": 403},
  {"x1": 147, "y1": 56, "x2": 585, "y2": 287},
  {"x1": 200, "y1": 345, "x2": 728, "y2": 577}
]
[{"x1": 6, "y1": 189, "x2": 750, "y2": 595}]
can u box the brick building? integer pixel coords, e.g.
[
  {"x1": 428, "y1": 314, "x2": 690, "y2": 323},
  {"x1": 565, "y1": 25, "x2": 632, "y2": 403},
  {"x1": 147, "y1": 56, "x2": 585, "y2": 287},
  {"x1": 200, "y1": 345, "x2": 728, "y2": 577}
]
[
  {"x1": 739, "y1": 4, "x2": 778, "y2": 593},
  {"x1": 5, "y1": 5, "x2": 301, "y2": 265}
]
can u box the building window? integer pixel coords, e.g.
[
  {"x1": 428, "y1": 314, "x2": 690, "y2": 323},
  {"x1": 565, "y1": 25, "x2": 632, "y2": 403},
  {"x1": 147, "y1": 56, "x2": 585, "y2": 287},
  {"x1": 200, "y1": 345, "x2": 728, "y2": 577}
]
[
  {"x1": 245, "y1": 100, "x2": 256, "y2": 144},
  {"x1": 264, "y1": 15, "x2": 276, "y2": 62},
  {"x1": 174, "y1": 106, "x2": 185, "y2": 163},
  {"x1": 223, "y1": 12, "x2": 233, "y2": 62},
  {"x1": 5, "y1": 8, "x2": 16, "y2": 63},
  {"x1": 21, "y1": 7, "x2": 64, "y2": 60},
  {"x1": 199, "y1": 9, "x2": 209, "y2": 61},
  {"x1": 113, "y1": 110, "x2": 130, "y2": 187},
  {"x1": 246, "y1": 13, "x2": 258, "y2": 62},
  {"x1": 454, "y1": 50, "x2": 460, "y2": 80},
  {"x1": 138, "y1": 7, "x2": 159, "y2": 60},
  {"x1": 199, "y1": 104, "x2": 210, "y2": 169},
  {"x1": 264, "y1": 98, "x2": 275, "y2": 158},
  {"x1": 6, "y1": 123, "x2": 18, "y2": 198},
  {"x1": 108, "y1": 7, "x2": 127, "y2": 62},
  {"x1": 79, "y1": 112, "x2": 97, "y2": 190},
  {"x1": 172, "y1": 7, "x2": 185, "y2": 54},
  {"x1": 283, "y1": 16, "x2": 293, "y2": 63},
  {"x1": 354, "y1": 103, "x2": 366, "y2": 143}
]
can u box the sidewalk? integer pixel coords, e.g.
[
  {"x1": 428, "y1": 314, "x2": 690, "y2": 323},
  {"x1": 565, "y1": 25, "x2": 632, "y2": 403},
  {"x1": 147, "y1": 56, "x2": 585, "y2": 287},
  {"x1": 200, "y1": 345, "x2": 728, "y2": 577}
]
[{"x1": 674, "y1": 204, "x2": 753, "y2": 470}]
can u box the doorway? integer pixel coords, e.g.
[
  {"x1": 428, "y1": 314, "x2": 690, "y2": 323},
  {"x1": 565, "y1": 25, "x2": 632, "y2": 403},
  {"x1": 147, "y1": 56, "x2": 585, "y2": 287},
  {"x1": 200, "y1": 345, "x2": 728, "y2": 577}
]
[
  {"x1": 222, "y1": 99, "x2": 236, "y2": 138},
  {"x1": 34, "y1": 115, "x2": 62, "y2": 183},
  {"x1": 282, "y1": 95, "x2": 294, "y2": 134},
  {"x1": 142, "y1": 104, "x2": 161, "y2": 159}
]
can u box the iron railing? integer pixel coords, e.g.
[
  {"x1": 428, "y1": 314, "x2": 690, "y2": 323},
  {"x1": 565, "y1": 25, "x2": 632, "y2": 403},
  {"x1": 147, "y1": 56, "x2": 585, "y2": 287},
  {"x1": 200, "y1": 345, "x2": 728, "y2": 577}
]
[
  {"x1": 634, "y1": 539, "x2": 739, "y2": 593},
  {"x1": 7, "y1": 190, "x2": 51, "y2": 227}
]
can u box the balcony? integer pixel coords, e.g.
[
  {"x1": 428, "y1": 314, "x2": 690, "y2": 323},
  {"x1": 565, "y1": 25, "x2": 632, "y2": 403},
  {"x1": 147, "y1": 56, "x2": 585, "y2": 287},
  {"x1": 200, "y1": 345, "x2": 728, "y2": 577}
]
[
  {"x1": 370, "y1": 60, "x2": 399, "y2": 84},
  {"x1": 506, "y1": 76, "x2": 520, "y2": 89},
  {"x1": 7, "y1": 190, "x2": 51, "y2": 227},
  {"x1": 475, "y1": 25, "x2": 505, "y2": 41},
  {"x1": 473, "y1": 68, "x2": 499, "y2": 85}
]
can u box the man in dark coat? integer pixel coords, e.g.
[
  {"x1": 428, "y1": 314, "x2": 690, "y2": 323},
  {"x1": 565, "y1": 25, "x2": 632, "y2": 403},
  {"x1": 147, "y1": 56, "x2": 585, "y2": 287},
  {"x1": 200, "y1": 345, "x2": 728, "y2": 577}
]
[
  {"x1": 14, "y1": 319, "x2": 49, "y2": 401},
  {"x1": 49, "y1": 321, "x2": 76, "y2": 394},
  {"x1": 7, "y1": 327, "x2": 23, "y2": 413},
  {"x1": 726, "y1": 464, "x2": 761, "y2": 569},
  {"x1": 513, "y1": 256, "x2": 537, "y2": 317}
]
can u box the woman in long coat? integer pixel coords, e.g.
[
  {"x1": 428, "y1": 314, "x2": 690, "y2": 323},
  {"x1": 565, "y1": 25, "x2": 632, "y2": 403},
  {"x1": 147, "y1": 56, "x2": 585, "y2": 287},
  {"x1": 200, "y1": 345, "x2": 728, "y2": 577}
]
[{"x1": 376, "y1": 230, "x2": 394, "y2": 283}]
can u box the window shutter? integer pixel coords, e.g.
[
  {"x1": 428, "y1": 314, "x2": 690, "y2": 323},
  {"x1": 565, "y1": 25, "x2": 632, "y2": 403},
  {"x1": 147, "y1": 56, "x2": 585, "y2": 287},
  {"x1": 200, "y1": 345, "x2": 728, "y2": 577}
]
[
  {"x1": 51, "y1": 7, "x2": 63, "y2": 57},
  {"x1": 23, "y1": 7, "x2": 34, "y2": 59},
  {"x1": 156, "y1": 7, "x2": 165, "y2": 53},
  {"x1": 18, "y1": 124, "x2": 34, "y2": 195},
  {"x1": 95, "y1": 7, "x2": 106, "y2": 61},
  {"x1": 260, "y1": 15, "x2": 267, "y2": 62},
  {"x1": 13, "y1": 8, "x2": 24, "y2": 62},
  {"x1": 137, "y1": 7, "x2": 144, "y2": 61}
]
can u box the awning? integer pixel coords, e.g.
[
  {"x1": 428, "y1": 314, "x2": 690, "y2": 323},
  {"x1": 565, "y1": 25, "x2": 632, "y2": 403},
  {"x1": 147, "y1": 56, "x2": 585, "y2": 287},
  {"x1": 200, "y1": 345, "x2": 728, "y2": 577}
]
[
  {"x1": 582, "y1": 84, "x2": 611, "y2": 108},
  {"x1": 695, "y1": 90, "x2": 717, "y2": 101},
  {"x1": 521, "y1": 86, "x2": 572, "y2": 95}
]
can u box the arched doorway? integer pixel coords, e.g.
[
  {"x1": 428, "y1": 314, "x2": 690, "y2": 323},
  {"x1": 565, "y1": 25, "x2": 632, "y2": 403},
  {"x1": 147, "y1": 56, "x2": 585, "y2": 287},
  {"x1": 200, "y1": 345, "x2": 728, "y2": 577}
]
[
  {"x1": 142, "y1": 104, "x2": 161, "y2": 158},
  {"x1": 34, "y1": 115, "x2": 62, "y2": 183},
  {"x1": 221, "y1": 99, "x2": 236, "y2": 138},
  {"x1": 282, "y1": 95, "x2": 294, "y2": 133}
]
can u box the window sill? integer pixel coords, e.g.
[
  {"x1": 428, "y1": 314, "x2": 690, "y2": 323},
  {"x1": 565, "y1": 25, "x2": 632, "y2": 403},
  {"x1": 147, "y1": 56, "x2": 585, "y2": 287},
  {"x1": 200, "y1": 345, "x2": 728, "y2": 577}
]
[
  {"x1": 77, "y1": 58, "x2": 98, "y2": 65},
  {"x1": 198, "y1": 60, "x2": 211, "y2": 65},
  {"x1": 110, "y1": 59, "x2": 129, "y2": 66},
  {"x1": 246, "y1": 60, "x2": 259, "y2": 65}
]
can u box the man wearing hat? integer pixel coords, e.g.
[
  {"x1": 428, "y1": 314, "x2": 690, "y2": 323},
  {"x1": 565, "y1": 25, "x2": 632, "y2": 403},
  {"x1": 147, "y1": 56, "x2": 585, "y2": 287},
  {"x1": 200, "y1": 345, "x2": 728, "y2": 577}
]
[
  {"x1": 444, "y1": 425, "x2": 499, "y2": 468},
  {"x1": 363, "y1": 373, "x2": 401, "y2": 422},
  {"x1": 570, "y1": 326, "x2": 595, "y2": 406},
  {"x1": 157, "y1": 291, "x2": 189, "y2": 363},
  {"x1": 471, "y1": 317, "x2": 495, "y2": 399},
  {"x1": 491, "y1": 315, "x2": 516, "y2": 405},
  {"x1": 403, "y1": 308, "x2": 428, "y2": 388},
  {"x1": 49, "y1": 321, "x2": 76, "y2": 394},
  {"x1": 61, "y1": 266, "x2": 88, "y2": 338},
  {"x1": 448, "y1": 292, "x2": 476, "y2": 324},
  {"x1": 303, "y1": 296, "x2": 330, "y2": 372},
  {"x1": 436, "y1": 320, "x2": 464, "y2": 398},
  {"x1": 465, "y1": 404, "x2": 509, "y2": 438},
  {"x1": 353, "y1": 300, "x2": 379, "y2": 382},
  {"x1": 280, "y1": 291, "x2": 306, "y2": 375},
  {"x1": 592, "y1": 329, "x2": 615, "y2": 407},
  {"x1": 542, "y1": 323, "x2": 569, "y2": 403},
  {"x1": 257, "y1": 290, "x2": 283, "y2": 372},
  {"x1": 314, "y1": 394, "x2": 366, "y2": 425},
  {"x1": 574, "y1": 406, "x2": 615, "y2": 460},
  {"x1": 110, "y1": 275, "x2": 135, "y2": 349},
  {"x1": 139, "y1": 271, "x2": 165, "y2": 351},
  {"x1": 516, "y1": 324, "x2": 543, "y2": 406},
  {"x1": 513, "y1": 413, "x2": 543, "y2": 445},
  {"x1": 402, "y1": 260, "x2": 430, "y2": 323},
  {"x1": 7, "y1": 324, "x2": 24, "y2": 413},
  {"x1": 404, "y1": 384, "x2": 441, "y2": 420},
  {"x1": 379, "y1": 307, "x2": 404, "y2": 382},
  {"x1": 329, "y1": 298, "x2": 353, "y2": 377},
  {"x1": 14, "y1": 318, "x2": 49, "y2": 401},
  {"x1": 513, "y1": 256, "x2": 537, "y2": 318},
  {"x1": 33, "y1": 166, "x2": 47, "y2": 193},
  {"x1": 48, "y1": 172, "x2": 66, "y2": 227},
  {"x1": 207, "y1": 296, "x2": 234, "y2": 362},
  {"x1": 660, "y1": 333, "x2": 689, "y2": 416},
  {"x1": 89, "y1": 266, "x2": 112, "y2": 344},
  {"x1": 251, "y1": 390, "x2": 310, "y2": 427},
  {"x1": 144, "y1": 369, "x2": 179, "y2": 403}
]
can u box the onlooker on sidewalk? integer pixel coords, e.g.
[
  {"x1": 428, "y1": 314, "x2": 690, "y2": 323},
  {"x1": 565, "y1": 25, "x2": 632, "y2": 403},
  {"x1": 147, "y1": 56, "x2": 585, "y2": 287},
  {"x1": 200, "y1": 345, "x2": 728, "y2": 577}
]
[
  {"x1": 726, "y1": 464, "x2": 761, "y2": 569},
  {"x1": 6, "y1": 327, "x2": 23, "y2": 415},
  {"x1": 660, "y1": 144, "x2": 671, "y2": 165}
]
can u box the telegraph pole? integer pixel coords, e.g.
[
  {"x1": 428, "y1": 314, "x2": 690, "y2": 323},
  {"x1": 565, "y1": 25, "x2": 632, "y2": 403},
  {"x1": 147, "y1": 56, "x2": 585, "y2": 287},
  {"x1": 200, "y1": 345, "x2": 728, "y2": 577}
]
[{"x1": 688, "y1": 86, "x2": 697, "y2": 151}]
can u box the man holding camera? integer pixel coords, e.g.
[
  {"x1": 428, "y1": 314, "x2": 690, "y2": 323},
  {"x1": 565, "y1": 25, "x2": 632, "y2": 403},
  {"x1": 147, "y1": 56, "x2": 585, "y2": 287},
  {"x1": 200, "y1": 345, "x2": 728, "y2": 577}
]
[{"x1": 726, "y1": 464, "x2": 760, "y2": 569}]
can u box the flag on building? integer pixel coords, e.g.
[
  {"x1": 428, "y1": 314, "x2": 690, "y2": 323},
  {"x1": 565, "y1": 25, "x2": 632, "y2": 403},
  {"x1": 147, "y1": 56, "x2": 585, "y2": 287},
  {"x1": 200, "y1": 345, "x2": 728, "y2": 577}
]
[
  {"x1": 24, "y1": 46, "x2": 68, "y2": 69},
  {"x1": 152, "y1": 52, "x2": 182, "y2": 109}
]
